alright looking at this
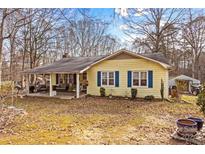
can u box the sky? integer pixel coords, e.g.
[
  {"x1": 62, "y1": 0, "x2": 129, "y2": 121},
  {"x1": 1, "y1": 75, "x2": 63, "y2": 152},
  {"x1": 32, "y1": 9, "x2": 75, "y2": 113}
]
[
  {"x1": 88, "y1": 8, "x2": 128, "y2": 43},
  {"x1": 89, "y1": 8, "x2": 205, "y2": 44}
]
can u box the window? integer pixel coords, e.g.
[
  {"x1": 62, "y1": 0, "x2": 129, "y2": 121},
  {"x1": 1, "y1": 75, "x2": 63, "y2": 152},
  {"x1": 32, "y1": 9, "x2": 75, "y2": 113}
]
[
  {"x1": 108, "y1": 72, "x2": 114, "y2": 85},
  {"x1": 132, "y1": 71, "x2": 147, "y2": 87},
  {"x1": 140, "y1": 72, "x2": 147, "y2": 86},
  {"x1": 102, "y1": 72, "x2": 107, "y2": 86},
  {"x1": 133, "y1": 72, "x2": 139, "y2": 86},
  {"x1": 101, "y1": 72, "x2": 115, "y2": 86}
]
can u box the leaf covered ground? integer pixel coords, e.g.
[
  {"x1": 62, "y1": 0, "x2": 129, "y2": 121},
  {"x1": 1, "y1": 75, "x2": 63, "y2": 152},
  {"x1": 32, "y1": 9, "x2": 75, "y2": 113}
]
[{"x1": 0, "y1": 95, "x2": 203, "y2": 145}]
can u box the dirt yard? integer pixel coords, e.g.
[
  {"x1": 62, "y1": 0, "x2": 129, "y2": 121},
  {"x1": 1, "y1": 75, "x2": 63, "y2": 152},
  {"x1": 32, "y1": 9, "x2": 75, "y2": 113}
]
[{"x1": 0, "y1": 95, "x2": 203, "y2": 145}]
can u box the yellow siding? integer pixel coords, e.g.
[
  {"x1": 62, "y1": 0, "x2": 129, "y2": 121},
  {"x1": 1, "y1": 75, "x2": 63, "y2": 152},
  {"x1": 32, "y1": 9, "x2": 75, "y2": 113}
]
[
  {"x1": 51, "y1": 73, "x2": 56, "y2": 85},
  {"x1": 87, "y1": 58, "x2": 169, "y2": 98},
  {"x1": 80, "y1": 74, "x2": 83, "y2": 82}
]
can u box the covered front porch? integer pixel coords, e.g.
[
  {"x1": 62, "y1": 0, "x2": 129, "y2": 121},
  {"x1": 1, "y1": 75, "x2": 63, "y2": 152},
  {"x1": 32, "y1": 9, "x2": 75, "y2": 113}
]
[
  {"x1": 24, "y1": 72, "x2": 88, "y2": 99},
  {"x1": 22, "y1": 55, "x2": 105, "y2": 99}
]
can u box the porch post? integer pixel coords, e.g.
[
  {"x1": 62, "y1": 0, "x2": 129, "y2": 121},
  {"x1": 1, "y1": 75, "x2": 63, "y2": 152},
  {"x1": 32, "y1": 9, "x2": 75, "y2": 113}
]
[
  {"x1": 188, "y1": 81, "x2": 192, "y2": 93},
  {"x1": 76, "y1": 73, "x2": 80, "y2": 98},
  {"x1": 49, "y1": 74, "x2": 53, "y2": 96}
]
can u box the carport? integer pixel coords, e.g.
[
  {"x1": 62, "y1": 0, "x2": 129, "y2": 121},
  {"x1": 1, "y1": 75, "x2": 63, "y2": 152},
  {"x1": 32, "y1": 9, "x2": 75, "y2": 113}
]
[{"x1": 169, "y1": 75, "x2": 200, "y2": 93}]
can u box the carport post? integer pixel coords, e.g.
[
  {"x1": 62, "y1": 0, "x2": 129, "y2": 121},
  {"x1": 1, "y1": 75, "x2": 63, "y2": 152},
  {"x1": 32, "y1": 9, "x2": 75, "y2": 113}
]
[
  {"x1": 76, "y1": 73, "x2": 80, "y2": 98},
  {"x1": 26, "y1": 74, "x2": 29, "y2": 95},
  {"x1": 49, "y1": 74, "x2": 53, "y2": 96}
]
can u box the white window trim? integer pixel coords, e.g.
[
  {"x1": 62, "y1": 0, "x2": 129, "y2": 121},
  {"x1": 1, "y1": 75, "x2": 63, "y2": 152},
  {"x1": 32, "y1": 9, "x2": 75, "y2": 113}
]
[
  {"x1": 131, "y1": 71, "x2": 148, "y2": 88},
  {"x1": 101, "y1": 71, "x2": 115, "y2": 87}
]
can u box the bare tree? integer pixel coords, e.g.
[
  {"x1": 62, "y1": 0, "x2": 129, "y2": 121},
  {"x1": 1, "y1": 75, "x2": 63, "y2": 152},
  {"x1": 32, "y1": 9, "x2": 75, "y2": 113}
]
[
  {"x1": 182, "y1": 9, "x2": 205, "y2": 79},
  {"x1": 60, "y1": 9, "x2": 121, "y2": 57},
  {"x1": 121, "y1": 8, "x2": 185, "y2": 54},
  {"x1": 0, "y1": 9, "x2": 19, "y2": 84},
  {"x1": 0, "y1": 8, "x2": 121, "y2": 83},
  {"x1": 0, "y1": 9, "x2": 31, "y2": 83}
]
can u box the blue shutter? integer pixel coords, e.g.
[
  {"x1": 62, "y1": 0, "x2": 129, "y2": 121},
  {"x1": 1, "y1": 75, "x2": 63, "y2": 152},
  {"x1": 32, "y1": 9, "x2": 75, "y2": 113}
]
[
  {"x1": 115, "y1": 71, "x2": 119, "y2": 87},
  {"x1": 127, "y1": 71, "x2": 132, "y2": 87},
  {"x1": 97, "y1": 71, "x2": 101, "y2": 87},
  {"x1": 148, "y1": 70, "x2": 153, "y2": 88}
]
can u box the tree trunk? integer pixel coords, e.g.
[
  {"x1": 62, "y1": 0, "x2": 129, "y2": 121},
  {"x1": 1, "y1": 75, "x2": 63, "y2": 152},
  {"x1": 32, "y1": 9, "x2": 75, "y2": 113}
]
[
  {"x1": 21, "y1": 48, "x2": 26, "y2": 86},
  {"x1": 195, "y1": 59, "x2": 200, "y2": 80},
  {"x1": 0, "y1": 10, "x2": 6, "y2": 85},
  {"x1": 9, "y1": 39, "x2": 14, "y2": 81},
  {"x1": 0, "y1": 37, "x2": 3, "y2": 85},
  {"x1": 192, "y1": 58, "x2": 196, "y2": 78},
  {"x1": 0, "y1": 30, "x2": 4, "y2": 85}
]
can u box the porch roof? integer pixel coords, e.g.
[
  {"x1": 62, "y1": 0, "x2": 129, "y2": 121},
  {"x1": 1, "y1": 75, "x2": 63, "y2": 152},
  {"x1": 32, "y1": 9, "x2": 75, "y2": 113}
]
[{"x1": 23, "y1": 56, "x2": 106, "y2": 74}]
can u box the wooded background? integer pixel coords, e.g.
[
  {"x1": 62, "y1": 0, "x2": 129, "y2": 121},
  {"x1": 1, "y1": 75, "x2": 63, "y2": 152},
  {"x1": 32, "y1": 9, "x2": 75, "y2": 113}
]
[{"x1": 0, "y1": 8, "x2": 205, "y2": 84}]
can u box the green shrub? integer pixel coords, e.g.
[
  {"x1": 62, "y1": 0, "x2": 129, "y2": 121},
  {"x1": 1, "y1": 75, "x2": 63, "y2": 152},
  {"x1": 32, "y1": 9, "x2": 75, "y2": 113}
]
[
  {"x1": 160, "y1": 79, "x2": 164, "y2": 100},
  {"x1": 197, "y1": 85, "x2": 205, "y2": 115},
  {"x1": 131, "y1": 88, "x2": 137, "y2": 99},
  {"x1": 144, "y1": 95, "x2": 155, "y2": 101},
  {"x1": 86, "y1": 94, "x2": 92, "y2": 97},
  {"x1": 100, "y1": 87, "x2": 106, "y2": 97}
]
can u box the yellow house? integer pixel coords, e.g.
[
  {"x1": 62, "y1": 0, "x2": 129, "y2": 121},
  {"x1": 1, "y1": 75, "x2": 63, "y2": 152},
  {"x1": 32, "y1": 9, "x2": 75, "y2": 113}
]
[{"x1": 24, "y1": 49, "x2": 171, "y2": 99}]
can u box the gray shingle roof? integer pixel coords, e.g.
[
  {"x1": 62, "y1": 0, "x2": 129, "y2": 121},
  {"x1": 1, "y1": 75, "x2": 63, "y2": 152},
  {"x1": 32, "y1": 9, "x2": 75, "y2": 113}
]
[
  {"x1": 23, "y1": 51, "x2": 171, "y2": 74},
  {"x1": 24, "y1": 56, "x2": 106, "y2": 74},
  {"x1": 142, "y1": 53, "x2": 171, "y2": 65}
]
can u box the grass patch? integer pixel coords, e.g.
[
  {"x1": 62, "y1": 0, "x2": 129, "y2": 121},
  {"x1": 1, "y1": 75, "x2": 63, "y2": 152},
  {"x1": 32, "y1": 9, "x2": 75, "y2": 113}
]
[
  {"x1": 181, "y1": 95, "x2": 197, "y2": 104},
  {"x1": 0, "y1": 96, "x2": 204, "y2": 144}
]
